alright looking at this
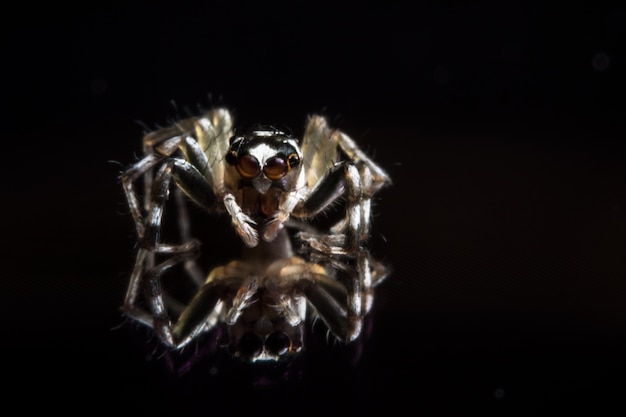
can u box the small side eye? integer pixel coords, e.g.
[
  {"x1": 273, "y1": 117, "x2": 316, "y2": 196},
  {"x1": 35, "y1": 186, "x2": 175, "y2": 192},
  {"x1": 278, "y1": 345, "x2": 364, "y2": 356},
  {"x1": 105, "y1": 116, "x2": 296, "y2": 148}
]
[
  {"x1": 287, "y1": 153, "x2": 300, "y2": 169},
  {"x1": 225, "y1": 150, "x2": 238, "y2": 166},
  {"x1": 263, "y1": 156, "x2": 288, "y2": 180},
  {"x1": 236, "y1": 154, "x2": 261, "y2": 179}
]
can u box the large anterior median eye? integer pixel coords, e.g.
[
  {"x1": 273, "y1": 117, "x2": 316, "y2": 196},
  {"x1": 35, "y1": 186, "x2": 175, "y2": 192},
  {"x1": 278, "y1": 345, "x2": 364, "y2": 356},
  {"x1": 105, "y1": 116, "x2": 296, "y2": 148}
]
[
  {"x1": 263, "y1": 156, "x2": 288, "y2": 180},
  {"x1": 236, "y1": 154, "x2": 261, "y2": 179},
  {"x1": 263, "y1": 153, "x2": 300, "y2": 180}
]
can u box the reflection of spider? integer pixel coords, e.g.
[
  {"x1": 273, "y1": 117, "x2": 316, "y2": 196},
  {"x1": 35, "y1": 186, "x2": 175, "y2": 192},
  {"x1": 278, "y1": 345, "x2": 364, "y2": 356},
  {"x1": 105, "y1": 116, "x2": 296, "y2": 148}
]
[{"x1": 120, "y1": 108, "x2": 391, "y2": 362}]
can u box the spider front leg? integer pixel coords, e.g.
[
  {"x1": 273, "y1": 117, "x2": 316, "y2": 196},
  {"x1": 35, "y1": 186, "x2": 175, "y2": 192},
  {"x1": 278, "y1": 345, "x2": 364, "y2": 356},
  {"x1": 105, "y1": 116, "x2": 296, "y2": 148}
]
[
  {"x1": 164, "y1": 263, "x2": 257, "y2": 349},
  {"x1": 294, "y1": 161, "x2": 371, "y2": 253},
  {"x1": 124, "y1": 245, "x2": 200, "y2": 336},
  {"x1": 120, "y1": 152, "x2": 166, "y2": 239},
  {"x1": 122, "y1": 152, "x2": 219, "y2": 339},
  {"x1": 272, "y1": 256, "x2": 372, "y2": 343},
  {"x1": 295, "y1": 160, "x2": 389, "y2": 339}
]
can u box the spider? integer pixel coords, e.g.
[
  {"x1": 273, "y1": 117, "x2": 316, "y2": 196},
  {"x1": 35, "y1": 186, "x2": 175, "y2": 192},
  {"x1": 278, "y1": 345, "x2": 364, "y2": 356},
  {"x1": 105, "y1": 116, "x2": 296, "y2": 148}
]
[{"x1": 120, "y1": 107, "x2": 391, "y2": 362}]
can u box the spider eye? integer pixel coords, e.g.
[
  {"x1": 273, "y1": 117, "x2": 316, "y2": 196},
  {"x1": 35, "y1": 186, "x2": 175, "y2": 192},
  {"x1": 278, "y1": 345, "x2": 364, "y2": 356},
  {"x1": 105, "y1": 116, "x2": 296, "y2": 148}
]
[
  {"x1": 238, "y1": 332, "x2": 264, "y2": 358},
  {"x1": 263, "y1": 156, "x2": 288, "y2": 180},
  {"x1": 287, "y1": 153, "x2": 300, "y2": 169},
  {"x1": 266, "y1": 331, "x2": 291, "y2": 356},
  {"x1": 237, "y1": 154, "x2": 261, "y2": 179},
  {"x1": 225, "y1": 150, "x2": 238, "y2": 165}
]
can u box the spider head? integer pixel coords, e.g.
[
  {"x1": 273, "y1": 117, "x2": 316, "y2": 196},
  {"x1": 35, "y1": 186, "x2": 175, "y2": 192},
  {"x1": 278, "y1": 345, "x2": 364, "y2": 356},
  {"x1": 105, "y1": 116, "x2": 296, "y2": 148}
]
[
  {"x1": 225, "y1": 127, "x2": 302, "y2": 194},
  {"x1": 227, "y1": 289, "x2": 305, "y2": 362}
]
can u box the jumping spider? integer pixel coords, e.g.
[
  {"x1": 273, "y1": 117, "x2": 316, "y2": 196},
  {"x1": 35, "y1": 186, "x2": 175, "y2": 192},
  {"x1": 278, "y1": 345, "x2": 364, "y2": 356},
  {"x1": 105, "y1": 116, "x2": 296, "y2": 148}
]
[{"x1": 120, "y1": 108, "x2": 391, "y2": 362}]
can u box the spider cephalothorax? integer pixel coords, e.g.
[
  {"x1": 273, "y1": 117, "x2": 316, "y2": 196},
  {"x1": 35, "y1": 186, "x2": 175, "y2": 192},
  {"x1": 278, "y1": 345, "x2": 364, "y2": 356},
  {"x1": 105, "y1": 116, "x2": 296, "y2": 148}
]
[
  {"x1": 120, "y1": 107, "x2": 390, "y2": 362},
  {"x1": 222, "y1": 127, "x2": 304, "y2": 241},
  {"x1": 225, "y1": 127, "x2": 302, "y2": 186}
]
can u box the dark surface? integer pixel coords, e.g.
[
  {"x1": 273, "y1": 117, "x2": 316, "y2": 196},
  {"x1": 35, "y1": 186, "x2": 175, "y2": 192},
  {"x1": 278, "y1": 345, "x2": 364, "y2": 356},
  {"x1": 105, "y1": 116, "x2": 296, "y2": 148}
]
[{"x1": 4, "y1": 1, "x2": 626, "y2": 415}]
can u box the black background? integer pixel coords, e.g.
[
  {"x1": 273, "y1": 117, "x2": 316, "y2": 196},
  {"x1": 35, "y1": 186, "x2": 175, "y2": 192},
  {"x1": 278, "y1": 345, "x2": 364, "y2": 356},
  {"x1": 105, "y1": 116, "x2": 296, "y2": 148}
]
[{"x1": 4, "y1": 1, "x2": 626, "y2": 415}]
